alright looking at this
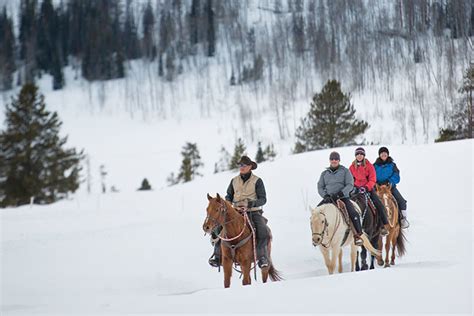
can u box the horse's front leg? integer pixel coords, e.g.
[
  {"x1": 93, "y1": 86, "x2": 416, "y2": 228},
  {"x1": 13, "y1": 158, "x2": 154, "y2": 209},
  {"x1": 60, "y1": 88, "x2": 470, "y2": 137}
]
[
  {"x1": 328, "y1": 246, "x2": 339, "y2": 274},
  {"x1": 222, "y1": 255, "x2": 233, "y2": 288},
  {"x1": 351, "y1": 243, "x2": 358, "y2": 272},
  {"x1": 377, "y1": 235, "x2": 384, "y2": 266},
  {"x1": 337, "y1": 247, "x2": 343, "y2": 273},
  {"x1": 319, "y1": 247, "x2": 332, "y2": 274},
  {"x1": 241, "y1": 258, "x2": 252, "y2": 286},
  {"x1": 384, "y1": 234, "x2": 391, "y2": 268}
]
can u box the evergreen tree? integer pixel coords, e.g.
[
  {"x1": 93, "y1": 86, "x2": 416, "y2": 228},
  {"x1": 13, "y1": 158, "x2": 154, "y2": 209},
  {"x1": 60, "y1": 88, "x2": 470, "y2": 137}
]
[
  {"x1": 189, "y1": 0, "x2": 200, "y2": 47},
  {"x1": 19, "y1": 0, "x2": 38, "y2": 83},
  {"x1": 177, "y1": 142, "x2": 204, "y2": 183},
  {"x1": 0, "y1": 84, "x2": 84, "y2": 207},
  {"x1": 214, "y1": 146, "x2": 231, "y2": 173},
  {"x1": 51, "y1": 48, "x2": 64, "y2": 90},
  {"x1": 255, "y1": 141, "x2": 265, "y2": 163},
  {"x1": 229, "y1": 138, "x2": 246, "y2": 169},
  {"x1": 0, "y1": 8, "x2": 16, "y2": 91},
  {"x1": 142, "y1": 1, "x2": 156, "y2": 60},
  {"x1": 123, "y1": 0, "x2": 141, "y2": 60},
  {"x1": 36, "y1": 0, "x2": 56, "y2": 72},
  {"x1": 294, "y1": 80, "x2": 369, "y2": 152},
  {"x1": 206, "y1": 0, "x2": 215, "y2": 57},
  {"x1": 138, "y1": 178, "x2": 152, "y2": 190},
  {"x1": 263, "y1": 143, "x2": 277, "y2": 161},
  {"x1": 436, "y1": 64, "x2": 473, "y2": 142},
  {"x1": 81, "y1": 0, "x2": 125, "y2": 81}
]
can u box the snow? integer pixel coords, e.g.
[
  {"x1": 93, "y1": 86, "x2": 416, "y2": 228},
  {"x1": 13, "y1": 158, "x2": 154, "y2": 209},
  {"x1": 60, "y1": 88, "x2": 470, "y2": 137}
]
[{"x1": 1, "y1": 139, "x2": 472, "y2": 314}]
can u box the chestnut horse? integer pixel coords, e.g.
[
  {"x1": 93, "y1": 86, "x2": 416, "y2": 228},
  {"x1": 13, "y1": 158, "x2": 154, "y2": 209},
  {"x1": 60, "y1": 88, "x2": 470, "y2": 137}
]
[
  {"x1": 202, "y1": 193, "x2": 282, "y2": 288},
  {"x1": 375, "y1": 184, "x2": 406, "y2": 267}
]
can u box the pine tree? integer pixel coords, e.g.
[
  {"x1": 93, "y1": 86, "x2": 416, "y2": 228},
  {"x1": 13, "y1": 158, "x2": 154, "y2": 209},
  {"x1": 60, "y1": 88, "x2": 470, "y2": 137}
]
[
  {"x1": 229, "y1": 138, "x2": 246, "y2": 170},
  {"x1": 264, "y1": 143, "x2": 277, "y2": 161},
  {"x1": 0, "y1": 84, "x2": 84, "y2": 207},
  {"x1": 0, "y1": 8, "x2": 16, "y2": 91},
  {"x1": 123, "y1": 0, "x2": 141, "y2": 60},
  {"x1": 19, "y1": 0, "x2": 38, "y2": 83},
  {"x1": 206, "y1": 0, "x2": 215, "y2": 57},
  {"x1": 142, "y1": 1, "x2": 155, "y2": 60},
  {"x1": 214, "y1": 146, "x2": 231, "y2": 173},
  {"x1": 177, "y1": 142, "x2": 204, "y2": 183},
  {"x1": 138, "y1": 178, "x2": 152, "y2": 191},
  {"x1": 435, "y1": 64, "x2": 473, "y2": 142},
  {"x1": 255, "y1": 142, "x2": 265, "y2": 163},
  {"x1": 294, "y1": 80, "x2": 369, "y2": 152}
]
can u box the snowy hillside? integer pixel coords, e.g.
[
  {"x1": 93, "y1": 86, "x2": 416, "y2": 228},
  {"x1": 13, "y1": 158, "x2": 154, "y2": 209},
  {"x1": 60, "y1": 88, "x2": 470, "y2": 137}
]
[{"x1": 2, "y1": 139, "x2": 472, "y2": 314}]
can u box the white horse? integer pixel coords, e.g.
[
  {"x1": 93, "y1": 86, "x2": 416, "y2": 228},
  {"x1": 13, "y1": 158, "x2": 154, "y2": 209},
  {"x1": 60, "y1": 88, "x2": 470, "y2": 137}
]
[{"x1": 310, "y1": 202, "x2": 381, "y2": 274}]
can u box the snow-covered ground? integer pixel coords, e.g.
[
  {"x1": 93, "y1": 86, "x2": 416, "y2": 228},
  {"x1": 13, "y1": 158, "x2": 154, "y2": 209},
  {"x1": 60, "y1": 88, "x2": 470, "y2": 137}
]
[{"x1": 2, "y1": 139, "x2": 472, "y2": 314}]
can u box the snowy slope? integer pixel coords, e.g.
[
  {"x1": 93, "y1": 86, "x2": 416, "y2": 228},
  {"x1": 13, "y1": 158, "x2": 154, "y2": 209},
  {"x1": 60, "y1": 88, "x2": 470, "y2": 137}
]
[{"x1": 1, "y1": 139, "x2": 472, "y2": 314}]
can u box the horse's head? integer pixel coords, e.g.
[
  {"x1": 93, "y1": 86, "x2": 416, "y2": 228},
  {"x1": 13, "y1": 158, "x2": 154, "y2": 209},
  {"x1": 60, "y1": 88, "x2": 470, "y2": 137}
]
[
  {"x1": 202, "y1": 193, "x2": 227, "y2": 234},
  {"x1": 310, "y1": 206, "x2": 328, "y2": 246},
  {"x1": 376, "y1": 183, "x2": 392, "y2": 196}
]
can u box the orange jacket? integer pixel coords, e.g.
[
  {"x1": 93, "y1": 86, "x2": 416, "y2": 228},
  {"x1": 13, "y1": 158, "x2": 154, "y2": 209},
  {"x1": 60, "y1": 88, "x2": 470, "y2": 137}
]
[{"x1": 349, "y1": 159, "x2": 376, "y2": 191}]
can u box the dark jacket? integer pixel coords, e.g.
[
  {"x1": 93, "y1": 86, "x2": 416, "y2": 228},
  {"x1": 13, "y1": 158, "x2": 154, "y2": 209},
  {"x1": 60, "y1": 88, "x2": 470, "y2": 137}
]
[{"x1": 317, "y1": 165, "x2": 354, "y2": 198}]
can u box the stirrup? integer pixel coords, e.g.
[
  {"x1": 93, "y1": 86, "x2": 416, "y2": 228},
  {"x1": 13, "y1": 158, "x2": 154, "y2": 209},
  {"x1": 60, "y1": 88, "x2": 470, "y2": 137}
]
[
  {"x1": 380, "y1": 227, "x2": 389, "y2": 236},
  {"x1": 354, "y1": 236, "x2": 364, "y2": 246},
  {"x1": 401, "y1": 218, "x2": 410, "y2": 229},
  {"x1": 208, "y1": 255, "x2": 220, "y2": 267},
  {"x1": 258, "y1": 257, "x2": 269, "y2": 268}
]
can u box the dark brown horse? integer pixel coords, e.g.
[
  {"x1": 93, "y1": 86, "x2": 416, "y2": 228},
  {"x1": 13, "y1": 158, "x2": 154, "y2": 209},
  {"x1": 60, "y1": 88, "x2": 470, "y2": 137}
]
[{"x1": 202, "y1": 193, "x2": 282, "y2": 288}]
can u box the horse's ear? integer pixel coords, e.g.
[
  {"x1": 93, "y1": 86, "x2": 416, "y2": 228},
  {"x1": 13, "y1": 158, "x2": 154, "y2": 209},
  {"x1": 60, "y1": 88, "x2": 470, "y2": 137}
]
[
  {"x1": 207, "y1": 193, "x2": 212, "y2": 201},
  {"x1": 216, "y1": 193, "x2": 221, "y2": 202}
]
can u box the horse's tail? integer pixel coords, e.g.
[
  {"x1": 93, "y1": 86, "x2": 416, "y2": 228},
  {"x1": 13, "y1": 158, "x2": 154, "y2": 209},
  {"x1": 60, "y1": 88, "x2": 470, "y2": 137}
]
[
  {"x1": 268, "y1": 263, "x2": 283, "y2": 282},
  {"x1": 360, "y1": 233, "x2": 381, "y2": 257},
  {"x1": 396, "y1": 228, "x2": 407, "y2": 257}
]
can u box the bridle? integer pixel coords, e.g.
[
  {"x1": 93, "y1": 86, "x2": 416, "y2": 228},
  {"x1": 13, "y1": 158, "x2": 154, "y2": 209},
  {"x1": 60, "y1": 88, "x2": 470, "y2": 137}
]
[
  {"x1": 311, "y1": 211, "x2": 329, "y2": 246},
  {"x1": 205, "y1": 201, "x2": 248, "y2": 242},
  {"x1": 311, "y1": 207, "x2": 343, "y2": 248}
]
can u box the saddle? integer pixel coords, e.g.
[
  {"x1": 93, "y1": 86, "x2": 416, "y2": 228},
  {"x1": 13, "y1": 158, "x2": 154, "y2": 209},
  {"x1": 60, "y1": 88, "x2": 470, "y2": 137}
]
[
  {"x1": 350, "y1": 192, "x2": 377, "y2": 218},
  {"x1": 334, "y1": 200, "x2": 357, "y2": 245}
]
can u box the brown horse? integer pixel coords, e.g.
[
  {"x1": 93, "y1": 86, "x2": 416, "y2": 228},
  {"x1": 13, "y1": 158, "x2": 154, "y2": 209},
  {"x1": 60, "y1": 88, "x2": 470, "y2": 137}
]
[
  {"x1": 202, "y1": 193, "x2": 282, "y2": 288},
  {"x1": 375, "y1": 184, "x2": 406, "y2": 267}
]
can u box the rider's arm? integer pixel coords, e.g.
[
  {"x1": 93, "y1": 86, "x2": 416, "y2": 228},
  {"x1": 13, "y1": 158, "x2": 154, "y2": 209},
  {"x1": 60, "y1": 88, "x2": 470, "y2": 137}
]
[
  {"x1": 366, "y1": 163, "x2": 377, "y2": 191},
  {"x1": 225, "y1": 180, "x2": 234, "y2": 202},
  {"x1": 248, "y1": 179, "x2": 267, "y2": 208},
  {"x1": 341, "y1": 168, "x2": 354, "y2": 197},
  {"x1": 389, "y1": 163, "x2": 400, "y2": 185},
  {"x1": 317, "y1": 171, "x2": 327, "y2": 198}
]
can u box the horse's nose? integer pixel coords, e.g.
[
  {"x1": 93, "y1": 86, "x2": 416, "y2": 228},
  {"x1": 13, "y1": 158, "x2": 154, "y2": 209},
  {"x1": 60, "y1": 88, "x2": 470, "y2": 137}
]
[
  {"x1": 312, "y1": 236, "x2": 321, "y2": 246},
  {"x1": 203, "y1": 223, "x2": 210, "y2": 232}
]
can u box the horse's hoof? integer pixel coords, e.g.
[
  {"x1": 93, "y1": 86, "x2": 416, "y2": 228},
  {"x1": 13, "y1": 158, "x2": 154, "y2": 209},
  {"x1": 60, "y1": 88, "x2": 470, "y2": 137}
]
[
  {"x1": 369, "y1": 265, "x2": 375, "y2": 270},
  {"x1": 361, "y1": 264, "x2": 369, "y2": 271},
  {"x1": 355, "y1": 266, "x2": 360, "y2": 272},
  {"x1": 390, "y1": 261, "x2": 395, "y2": 266},
  {"x1": 377, "y1": 260, "x2": 384, "y2": 266},
  {"x1": 384, "y1": 263, "x2": 390, "y2": 268}
]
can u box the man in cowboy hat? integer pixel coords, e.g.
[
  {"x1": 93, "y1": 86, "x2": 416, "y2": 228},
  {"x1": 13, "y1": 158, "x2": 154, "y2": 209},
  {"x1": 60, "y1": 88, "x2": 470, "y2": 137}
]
[{"x1": 208, "y1": 155, "x2": 270, "y2": 268}]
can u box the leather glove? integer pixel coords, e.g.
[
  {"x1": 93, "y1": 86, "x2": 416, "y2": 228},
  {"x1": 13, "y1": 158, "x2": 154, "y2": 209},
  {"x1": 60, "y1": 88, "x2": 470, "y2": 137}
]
[{"x1": 322, "y1": 194, "x2": 331, "y2": 203}]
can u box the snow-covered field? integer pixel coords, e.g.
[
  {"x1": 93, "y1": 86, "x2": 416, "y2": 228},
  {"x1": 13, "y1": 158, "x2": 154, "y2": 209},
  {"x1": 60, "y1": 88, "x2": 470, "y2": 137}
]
[{"x1": 1, "y1": 139, "x2": 472, "y2": 314}]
